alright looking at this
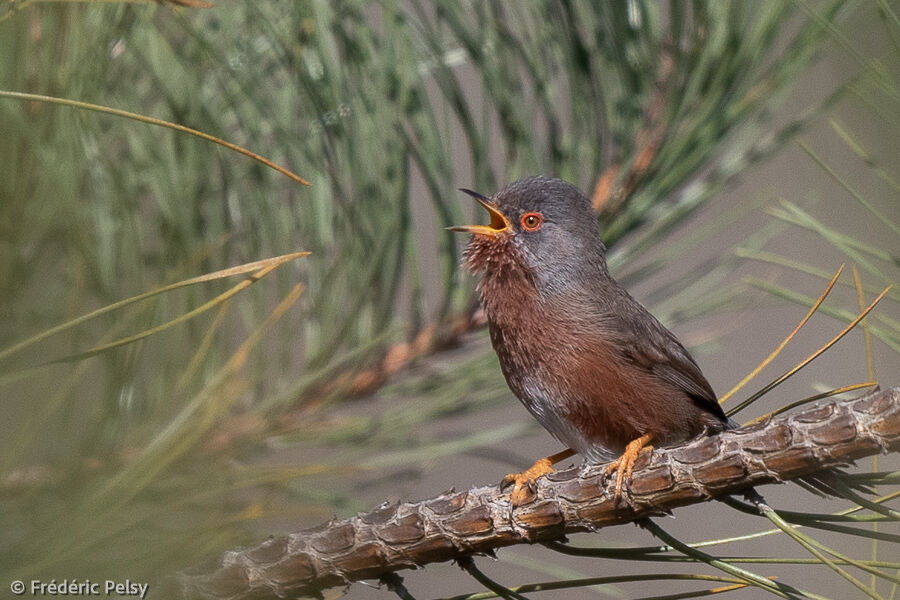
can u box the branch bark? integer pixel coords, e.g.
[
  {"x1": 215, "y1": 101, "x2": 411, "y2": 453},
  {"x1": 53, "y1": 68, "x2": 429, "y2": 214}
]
[{"x1": 174, "y1": 387, "x2": 900, "y2": 600}]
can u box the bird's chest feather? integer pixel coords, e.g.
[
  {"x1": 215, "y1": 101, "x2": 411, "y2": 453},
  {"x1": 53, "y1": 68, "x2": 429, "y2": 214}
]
[
  {"x1": 477, "y1": 261, "x2": 553, "y2": 393},
  {"x1": 479, "y1": 266, "x2": 611, "y2": 441},
  {"x1": 478, "y1": 266, "x2": 676, "y2": 454}
]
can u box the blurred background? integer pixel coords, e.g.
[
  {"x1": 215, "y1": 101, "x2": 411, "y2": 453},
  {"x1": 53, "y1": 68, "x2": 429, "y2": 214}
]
[{"x1": 0, "y1": 1, "x2": 898, "y2": 599}]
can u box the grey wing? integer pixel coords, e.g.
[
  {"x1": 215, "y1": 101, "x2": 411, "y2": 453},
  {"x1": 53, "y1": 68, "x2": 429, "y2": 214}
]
[{"x1": 616, "y1": 299, "x2": 728, "y2": 423}]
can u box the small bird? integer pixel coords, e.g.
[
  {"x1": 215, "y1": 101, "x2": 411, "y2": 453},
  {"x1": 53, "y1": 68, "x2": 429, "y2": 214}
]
[{"x1": 449, "y1": 176, "x2": 731, "y2": 506}]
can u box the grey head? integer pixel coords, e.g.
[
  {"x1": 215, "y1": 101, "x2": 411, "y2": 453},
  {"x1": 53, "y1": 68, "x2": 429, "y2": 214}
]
[{"x1": 451, "y1": 176, "x2": 609, "y2": 292}]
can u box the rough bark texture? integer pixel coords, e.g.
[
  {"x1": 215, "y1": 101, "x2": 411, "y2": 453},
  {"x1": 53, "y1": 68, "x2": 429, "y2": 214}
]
[{"x1": 174, "y1": 387, "x2": 900, "y2": 600}]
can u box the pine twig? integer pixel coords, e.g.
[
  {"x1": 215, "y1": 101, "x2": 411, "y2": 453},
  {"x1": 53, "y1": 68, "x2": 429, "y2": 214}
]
[{"x1": 174, "y1": 387, "x2": 900, "y2": 600}]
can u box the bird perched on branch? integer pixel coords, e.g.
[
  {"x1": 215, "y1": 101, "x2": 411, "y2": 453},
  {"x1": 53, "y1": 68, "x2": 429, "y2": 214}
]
[{"x1": 449, "y1": 176, "x2": 732, "y2": 506}]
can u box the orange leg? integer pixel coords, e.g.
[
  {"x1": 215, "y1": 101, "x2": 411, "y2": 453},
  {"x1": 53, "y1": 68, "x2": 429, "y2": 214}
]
[
  {"x1": 605, "y1": 433, "x2": 655, "y2": 505},
  {"x1": 501, "y1": 448, "x2": 576, "y2": 506}
]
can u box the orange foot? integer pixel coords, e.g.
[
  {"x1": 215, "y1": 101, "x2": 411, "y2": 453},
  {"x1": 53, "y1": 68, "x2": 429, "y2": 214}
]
[
  {"x1": 501, "y1": 448, "x2": 575, "y2": 507},
  {"x1": 606, "y1": 433, "x2": 655, "y2": 505}
]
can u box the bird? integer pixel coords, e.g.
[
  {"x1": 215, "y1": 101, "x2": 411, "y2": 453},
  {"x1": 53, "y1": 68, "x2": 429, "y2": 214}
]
[{"x1": 448, "y1": 175, "x2": 732, "y2": 507}]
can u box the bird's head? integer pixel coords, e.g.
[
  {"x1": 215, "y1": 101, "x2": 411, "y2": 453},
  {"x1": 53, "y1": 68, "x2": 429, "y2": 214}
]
[{"x1": 449, "y1": 176, "x2": 607, "y2": 286}]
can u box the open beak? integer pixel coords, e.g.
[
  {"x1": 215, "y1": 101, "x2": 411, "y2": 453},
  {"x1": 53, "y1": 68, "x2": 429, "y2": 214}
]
[{"x1": 447, "y1": 188, "x2": 512, "y2": 236}]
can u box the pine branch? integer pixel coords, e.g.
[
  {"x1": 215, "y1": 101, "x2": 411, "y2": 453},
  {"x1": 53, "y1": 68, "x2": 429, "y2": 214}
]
[{"x1": 173, "y1": 387, "x2": 900, "y2": 600}]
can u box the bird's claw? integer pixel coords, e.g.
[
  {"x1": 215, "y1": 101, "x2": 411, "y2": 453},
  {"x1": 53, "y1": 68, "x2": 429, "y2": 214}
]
[
  {"x1": 500, "y1": 456, "x2": 556, "y2": 507},
  {"x1": 605, "y1": 434, "x2": 654, "y2": 506},
  {"x1": 500, "y1": 473, "x2": 537, "y2": 506},
  {"x1": 498, "y1": 472, "x2": 517, "y2": 491}
]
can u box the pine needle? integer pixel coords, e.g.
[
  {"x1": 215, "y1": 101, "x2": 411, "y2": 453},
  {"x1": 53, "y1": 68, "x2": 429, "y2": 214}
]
[{"x1": 719, "y1": 264, "x2": 844, "y2": 406}]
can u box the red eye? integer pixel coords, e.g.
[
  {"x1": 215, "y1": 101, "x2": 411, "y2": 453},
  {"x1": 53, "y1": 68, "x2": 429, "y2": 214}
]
[{"x1": 520, "y1": 212, "x2": 543, "y2": 231}]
